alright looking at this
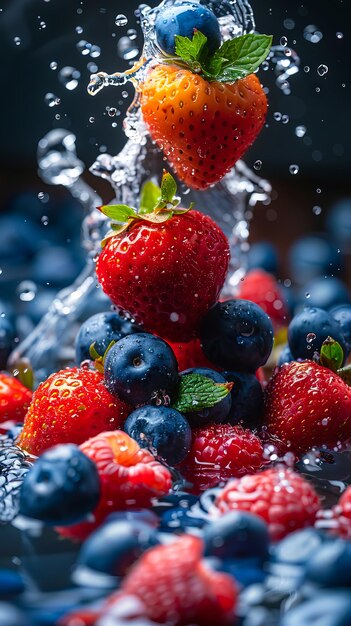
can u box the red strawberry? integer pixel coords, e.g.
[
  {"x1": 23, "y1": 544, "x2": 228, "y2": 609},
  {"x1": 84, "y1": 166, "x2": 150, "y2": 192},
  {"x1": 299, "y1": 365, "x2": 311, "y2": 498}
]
[
  {"x1": 58, "y1": 430, "x2": 172, "y2": 540},
  {"x1": 215, "y1": 467, "x2": 321, "y2": 541},
  {"x1": 0, "y1": 373, "x2": 32, "y2": 424},
  {"x1": 167, "y1": 338, "x2": 220, "y2": 372},
  {"x1": 17, "y1": 367, "x2": 130, "y2": 456},
  {"x1": 105, "y1": 535, "x2": 237, "y2": 626},
  {"x1": 96, "y1": 209, "x2": 229, "y2": 342},
  {"x1": 141, "y1": 65, "x2": 267, "y2": 190},
  {"x1": 236, "y1": 269, "x2": 289, "y2": 329},
  {"x1": 331, "y1": 485, "x2": 351, "y2": 539},
  {"x1": 180, "y1": 424, "x2": 265, "y2": 492},
  {"x1": 264, "y1": 360, "x2": 351, "y2": 455}
]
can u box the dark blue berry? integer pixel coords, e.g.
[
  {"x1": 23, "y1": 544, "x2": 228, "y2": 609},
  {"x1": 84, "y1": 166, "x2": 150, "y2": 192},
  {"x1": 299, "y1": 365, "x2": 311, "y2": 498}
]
[
  {"x1": 330, "y1": 305, "x2": 351, "y2": 352},
  {"x1": 327, "y1": 197, "x2": 351, "y2": 253},
  {"x1": 205, "y1": 556, "x2": 265, "y2": 587},
  {"x1": 247, "y1": 242, "x2": 279, "y2": 275},
  {"x1": 0, "y1": 570, "x2": 25, "y2": 598},
  {"x1": 19, "y1": 444, "x2": 100, "y2": 525},
  {"x1": 278, "y1": 344, "x2": 295, "y2": 367},
  {"x1": 152, "y1": 491, "x2": 198, "y2": 516},
  {"x1": 0, "y1": 317, "x2": 16, "y2": 369},
  {"x1": 272, "y1": 528, "x2": 328, "y2": 567},
  {"x1": 180, "y1": 367, "x2": 231, "y2": 426},
  {"x1": 75, "y1": 311, "x2": 141, "y2": 364},
  {"x1": 75, "y1": 519, "x2": 159, "y2": 578},
  {"x1": 289, "y1": 235, "x2": 342, "y2": 286},
  {"x1": 123, "y1": 405, "x2": 191, "y2": 465},
  {"x1": 104, "y1": 333, "x2": 179, "y2": 406},
  {"x1": 280, "y1": 591, "x2": 351, "y2": 626},
  {"x1": 298, "y1": 277, "x2": 350, "y2": 311},
  {"x1": 203, "y1": 511, "x2": 269, "y2": 562},
  {"x1": 160, "y1": 506, "x2": 207, "y2": 533},
  {"x1": 222, "y1": 370, "x2": 264, "y2": 428},
  {"x1": 288, "y1": 306, "x2": 349, "y2": 361},
  {"x1": 304, "y1": 539, "x2": 351, "y2": 588},
  {"x1": 200, "y1": 300, "x2": 274, "y2": 372},
  {"x1": 155, "y1": 1, "x2": 221, "y2": 55}
]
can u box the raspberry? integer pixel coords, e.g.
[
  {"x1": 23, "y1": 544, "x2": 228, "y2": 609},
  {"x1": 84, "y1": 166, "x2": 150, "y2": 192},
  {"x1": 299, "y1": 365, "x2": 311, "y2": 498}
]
[
  {"x1": 332, "y1": 485, "x2": 351, "y2": 539},
  {"x1": 58, "y1": 430, "x2": 172, "y2": 540},
  {"x1": 180, "y1": 424, "x2": 265, "y2": 492},
  {"x1": 215, "y1": 467, "x2": 321, "y2": 541}
]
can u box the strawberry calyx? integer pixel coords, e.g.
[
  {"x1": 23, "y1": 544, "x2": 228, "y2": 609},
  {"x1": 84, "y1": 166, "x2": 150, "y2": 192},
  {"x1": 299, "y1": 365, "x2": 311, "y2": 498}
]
[
  {"x1": 319, "y1": 336, "x2": 351, "y2": 387},
  {"x1": 89, "y1": 341, "x2": 116, "y2": 373},
  {"x1": 162, "y1": 30, "x2": 272, "y2": 83},
  {"x1": 98, "y1": 171, "x2": 194, "y2": 247}
]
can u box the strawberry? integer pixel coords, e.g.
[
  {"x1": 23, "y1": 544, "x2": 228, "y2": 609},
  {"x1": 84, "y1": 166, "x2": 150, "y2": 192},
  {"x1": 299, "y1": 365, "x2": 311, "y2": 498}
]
[
  {"x1": 0, "y1": 373, "x2": 32, "y2": 424},
  {"x1": 180, "y1": 424, "x2": 265, "y2": 492},
  {"x1": 215, "y1": 467, "x2": 321, "y2": 541},
  {"x1": 105, "y1": 535, "x2": 238, "y2": 626},
  {"x1": 17, "y1": 367, "x2": 130, "y2": 456},
  {"x1": 166, "y1": 338, "x2": 220, "y2": 372},
  {"x1": 58, "y1": 430, "x2": 172, "y2": 540},
  {"x1": 140, "y1": 31, "x2": 271, "y2": 190},
  {"x1": 236, "y1": 269, "x2": 290, "y2": 329},
  {"x1": 264, "y1": 360, "x2": 351, "y2": 455},
  {"x1": 96, "y1": 173, "x2": 229, "y2": 342}
]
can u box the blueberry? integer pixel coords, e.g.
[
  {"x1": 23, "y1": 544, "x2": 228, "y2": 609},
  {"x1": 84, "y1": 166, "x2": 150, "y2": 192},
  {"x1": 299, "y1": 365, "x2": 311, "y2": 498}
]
[
  {"x1": 0, "y1": 570, "x2": 25, "y2": 598},
  {"x1": 289, "y1": 235, "x2": 342, "y2": 286},
  {"x1": 152, "y1": 491, "x2": 198, "y2": 516},
  {"x1": 247, "y1": 242, "x2": 279, "y2": 275},
  {"x1": 75, "y1": 311, "x2": 141, "y2": 364},
  {"x1": 222, "y1": 370, "x2": 264, "y2": 428},
  {"x1": 104, "y1": 333, "x2": 179, "y2": 406},
  {"x1": 180, "y1": 367, "x2": 231, "y2": 426},
  {"x1": 278, "y1": 344, "x2": 295, "y2": 367},
  {"x1": 0, "y1": 603, "x2": 30, "y2": 626},
  {"x1": 155, "y1": 1, "x2": 221, "y2": 55},
  {"x1": 123, "y1": 405, "x2": 191, "y2": 465},
  {"x1": 298, "y1": 277, "x2": 350, "y2": 311},
  {"x1": 160, "y1": 506, "x2": 207, "y2": 533},
  {"x1": 330, "y1": 305, "x2": 351, "y2": 352},
  {"x1": 204, "y1": 511, "x2": 269, "y2": 562},
  {"x1": 75, "y1": 519, "x2": 159, "y2": 577},
  {"x1": 327, "y1": 197, "x2": 351, "y2": 253},
  {"x1": 200, "y1": 300, "x2": 274, "y2": 372},
  {"x1": 31, "y1": 245, "x2": 82, "y2": 287},
  {"x1": 272, "y1": 528, "x2": 327, "y2": 567},
  {"x1": 19, "y1": 444, "x2": 100, "y2": 525},
  {"x1": 280, "y1": 591, "x2": 351, "y2": 626},
  {"x1": 304, "y1": 540, "x2": 351, "y2": 588},
  {"x1": 205, "y1": 556, "x2": 265, "y2": 587},
  {"x1": 0, "y1": 317, "x2": 16, "y2": 369},
  {"x1": 288, "y1": 306, "x2": 349, "y2": 361}
]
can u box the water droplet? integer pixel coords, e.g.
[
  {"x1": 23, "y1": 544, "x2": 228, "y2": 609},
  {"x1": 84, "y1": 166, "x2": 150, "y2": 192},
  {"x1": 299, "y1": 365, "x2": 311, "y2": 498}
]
[
  {"x1": 39, "y1": 20, "x2": 46, "y2": 29},
  {"x1": 75, "y1": 26, "x2": 83, "y2": 34},
  {"x1": 76, "y1": 39, "x2": 91, "y2": 55},
  {"x1": 304, "y1": 65, "x2": 310, "y2": 73},
  {"x1": 313, "y1": 205, "x2": 322, "y2": 215},
  {"x1": 305, "y1": 292, "x2": 311, "y2": 299},
  {"x1": 289, "y1": 164, "x2": 299, "y2": 175},
  {"x1": 38, "y1": 192, "x2": 49, "y2": 203},
  {"x1": 58, "y1": 66, "x2": 81, "y2": 91},
  {"x1": 49, "y1": 61, "x2": 58, "y2": 70},
  {"x1": 115, "y1": 13, "x2": 128, "y2": 27},
  {"x1": 14, "y1": 37, "x2": 21, "y2": 46},
  {"x1": 254, "y1": 160, "x2": 262, "y2": 170},
  {"x1": 336, "y1": 32, "x2": 343, "y2": 39},
  {"x1": 284, "y1": 48, "x2": 292, "y2": 57},
  {"x1": 274, "y1": 111, "x2": 282, "y2": 121},
  {"x1": 44, "y1": 93, "x2": 60, "y2": 107},
  {"x1": 282, "y1": 114, "x2": 289, "y2": 124},
  {"x1": 87, "y1": 62, "x2": 98, "y2": 73},
  {"x1": 90, "y1": 44, "x2": 101, "y2": 58},
  {"x1": 117, "y1": 36, "x2": 139, "y2": 60},
  {"x1": 261, "y1": 60, "x2": 269, "y2": 71},
  {"x1": 127, "y1": 28, "x2": 137, "y2": 40},
  {"x1": 41, "y1": 215, "x2": 49, "y2": 225},
  {"x1": 317, "y1": 64, "x2": 328, "y2": 76},
  {"x1": 295, "y1": 125, "x2": 306, "y2": 138},
  {"x1": 17, "y1": 281, "x2": 37, "y2": 302},
  {"x1": 121, "y1": 90, "x2": 129, "y2": 98},
  {"x1": 89, "y1": 116, "x2": 95, "y2": 123},
  {"x1": 107, "y1": 107, "x2": 117, "y2": 117},
  {"x1": 304, "y1": 25, "x2": 323, "y2": 44},
  {"x1": 316, "y1": 188, "x2": 322, "y2": 194},
  {"x1": 280, "y1": 36, "x2": 288, "y2": 46},
  {"x1": 315, "y1": 86, "x2": 321, "y2": 93}
]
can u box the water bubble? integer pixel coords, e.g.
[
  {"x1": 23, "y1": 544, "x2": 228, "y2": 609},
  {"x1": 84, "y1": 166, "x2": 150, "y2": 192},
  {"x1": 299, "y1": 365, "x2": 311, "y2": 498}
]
[
  {"x1": 17, "y1": 281, "x2": 37, "y2": 302},
  {"x1": 75, "y1": 26, "x2": 83, "y2": 34},
  {"x1": 44, "y1": 93, "x2": 60, "y2": 107},
  {"x1": 306, "y1": 332, "x2": 316, "y2": 343},
  {"x1": 282, "y1": 114, "x2": 289, "y2": 124},
  {"x1": 295, "y1": 125, "x2": 307, "y2": 138},
  {"x1": 127, "y1": 28, "x2": 137, "y2": 40},
  {"x1": 38, "y1": 192, "x2": 49, "y2": 203},
  {"x1": 41, "y1": 215, "x2": 49, "y2": 225},
  {"x1": 316, "y1": 86, "x2": 321, "y2": 93},
  {"x1": 283, "y1": 18, "x2": 295, "y2": 30},
  {"x1": 55, "y1": 114, "x2": 61, "y2": 120},
  {"x1": 90, "y1": 44, "x2": 101, "y2": 58},
  {"x1": 304, "y1": 65, "x2": 310, "y2": 72},
  {"x1": 76, "y1": 39, "x2": 91, "y2": 55},
  {"x1": 313, "y1": 205, "x2": 322, "y2": 215},
  {"x1": 115, "y1": 14, "x2": 128, "y2": 27},
  {"x1": 121, "y1": 90, "x2": 129, "y2": 98},
  {"x1": 280, "y1": 36, "x2": 288, "y2": 46},
  {"x1": 14, "y1": 37, "x2": 21, "y2": 46},
  {"x1": 289, "y1": 164, "x2": 299, "y2": 175},
  {"x1": 316, "y1": 188, "x2": 322, "y2": 194},
  {"x1": 317, "y1": 64, "x2": 328, "y2": 76},
  {"x1": 253, "y1": 160, "x2": 262, "y2": 171},
  {"x1": 304, "y1": 25, "x2": 323, "y2": 44},
  {"x1": 87, "y1": 62, "x2": 98, "y2": 73},
  {"x1": 39, "y1": 20, "x2": 46, "y2": 30},
  {"x1": 58, "y1": 66, "x2": 81, "y2": 91},
  {"x1": 89, "y1": 117, "x2": 95, "y2": 123},
  {"x1": 284, "y1": 279, "x2": 292, "y2": 287},
  {"x1": 305, "y1": 292, "x2": 311, "y2": 299},
  {"x1": 284, "y1": 48, "x2": 292, "y2": 57},
  {"x1": 117, "y1": 36, "x2": 139, "y2": 60},
  {"x1": 50, "y1": 61, "x2": 58, "y2": 70},
  {"x1": 274, "y1": 112, "x2": 282, "y2": 121},
  {"x1": 261, "y1": 60, "x2": 269, "y2": 71},
  {"x1": 107, "y1": 107, "x2": 117, "y2": 117},
  {"x1": 336, "y1": 32, "x2": 343, "y2": 39}
]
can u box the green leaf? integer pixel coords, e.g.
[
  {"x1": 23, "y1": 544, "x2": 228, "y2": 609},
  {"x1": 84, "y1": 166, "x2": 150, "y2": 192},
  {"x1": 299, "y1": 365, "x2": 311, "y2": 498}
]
[
  {"x1": 171, "y1": 373, "x2": 233, "y2": 414},
  {"x1": 139, "y1": 181, "x2": 161, "y2": 215},
  {"x1": 338, "y1": 365, "x2": 351, "y2": 387},
  {"x1": 175, "y1": 30, "x2": 208, "y2": 64},
  {"x1": 160, "y1": 171, "x2": 177, "y2": 204},
  {"x1": 212, "y1": 33, "x2": 272, "y2": 74},
  {"x1": 320, "y1": 337, "x2": 344, "y2": 372},
  {"x1": 99, "y1": 204, "x2": 136, "y2": 222}
]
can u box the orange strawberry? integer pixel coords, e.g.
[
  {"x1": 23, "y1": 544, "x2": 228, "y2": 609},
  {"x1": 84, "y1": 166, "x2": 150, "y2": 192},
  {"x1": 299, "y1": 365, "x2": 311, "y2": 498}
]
[{"x1": 140, "y1": 31, "x2": 271, "y2": 190}]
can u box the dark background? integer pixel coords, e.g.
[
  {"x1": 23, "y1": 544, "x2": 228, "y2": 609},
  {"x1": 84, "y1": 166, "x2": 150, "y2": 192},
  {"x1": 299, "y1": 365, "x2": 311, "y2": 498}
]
[{"x1": 0, "y1": 0, "x2": 350, "y2": 276}]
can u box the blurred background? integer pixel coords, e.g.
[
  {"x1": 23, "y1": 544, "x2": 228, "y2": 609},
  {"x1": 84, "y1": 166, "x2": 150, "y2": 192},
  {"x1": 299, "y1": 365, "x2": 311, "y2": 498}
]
[{"x1": 0, "y1": 0, "x2": 351, "y2": 346}]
